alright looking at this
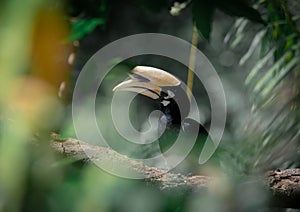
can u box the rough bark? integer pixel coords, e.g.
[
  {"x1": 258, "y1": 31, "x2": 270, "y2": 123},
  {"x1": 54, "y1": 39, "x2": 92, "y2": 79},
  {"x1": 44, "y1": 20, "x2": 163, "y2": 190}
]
[
  {"x1": 50, "y1": 134, "x2": 213, "y2": 189},
  {"x1": 267, "y1": 169, "x2": 300, "y2": 208}
]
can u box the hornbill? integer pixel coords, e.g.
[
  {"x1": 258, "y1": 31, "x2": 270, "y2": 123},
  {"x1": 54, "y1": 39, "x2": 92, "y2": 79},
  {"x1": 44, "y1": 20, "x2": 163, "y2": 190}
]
[{"x1": 113, "y1": 66, "x2": 212, "y2": 174}]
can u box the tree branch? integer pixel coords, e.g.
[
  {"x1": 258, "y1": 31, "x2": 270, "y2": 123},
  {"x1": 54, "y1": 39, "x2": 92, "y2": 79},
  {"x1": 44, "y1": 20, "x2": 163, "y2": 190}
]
[
  {"x1": 50, "y1": 134, "x2": 213, "y2": 189},
  {"x1": 267, "y1": 169, "x2": 300, "y2": 208},
  {"x1": 50, "y1": 134, "x2": 300, "y2": 208}
]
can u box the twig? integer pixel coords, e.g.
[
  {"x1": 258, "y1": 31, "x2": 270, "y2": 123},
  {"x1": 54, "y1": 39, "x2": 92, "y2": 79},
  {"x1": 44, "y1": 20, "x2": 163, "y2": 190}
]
[{"x1": 186, "y1": 23, "x2": 198, "y2": 100}]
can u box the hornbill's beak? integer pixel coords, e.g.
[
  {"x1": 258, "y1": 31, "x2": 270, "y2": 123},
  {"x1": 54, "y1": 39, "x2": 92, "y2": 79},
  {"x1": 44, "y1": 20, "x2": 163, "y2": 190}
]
[{"x1": 113, "y1": 66, "x2": 181, "y2": 99}]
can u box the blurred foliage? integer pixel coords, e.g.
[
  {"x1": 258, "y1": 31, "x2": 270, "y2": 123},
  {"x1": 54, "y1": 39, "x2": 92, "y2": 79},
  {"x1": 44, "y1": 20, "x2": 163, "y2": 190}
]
[
  {"x1": 0, "y1": 2, "x2": 65, "y2": 212},
  {"x1": 192, "y1": 0, "x2": 265, "y2": 40},
  {"x1": 31, "y1": 8, "x2": 71, "y2": 89},
  {"x1": 67, "y1": 0, "x2": 110, "y2": 41},
  {"x1": 66, "y1": 0, "x2": 265, "y2": 41},
  {"x1": 68, "y1": 18, "x2": 106, "y2": 41},
  {"x1": 224, "y1": 0, "x2": 300, "y2": 174}
]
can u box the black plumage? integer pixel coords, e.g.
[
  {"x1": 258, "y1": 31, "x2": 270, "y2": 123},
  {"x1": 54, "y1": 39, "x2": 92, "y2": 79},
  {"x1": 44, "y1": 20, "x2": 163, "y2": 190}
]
[{"x1": 113, "y1": 66, "x2": 211, "y2": 174}]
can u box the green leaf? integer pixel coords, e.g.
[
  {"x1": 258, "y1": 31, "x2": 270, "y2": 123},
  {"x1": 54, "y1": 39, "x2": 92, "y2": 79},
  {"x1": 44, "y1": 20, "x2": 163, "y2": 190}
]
[
  {"x1": 245, "y1": 47, "x2": 276, "y2": 85},
  {"x1": 260, "y1": 57, "x2": 298, "y2": 97},
  {"x1": 253, "y1": 51, "x2": 292, "y2": 93},
  {"x1": 224, "y1": 18, "x2": 244, "y2": 43},
  {"x1": 231, "y1": 33, "x2": 244, "y2": 48},
  {"x1": 216, "y1": 0, "x2": 265, "y2": 25},
  {"x1": 240, "y1": 30, "x2": 266, "y2": 65},
  {"x1": 263, "y1": 93, "x2": 300, "y2": 136},
  {"x1": 246, "y1": 34, "x2": 298, "y2": 85},
  {"x1": 68, "y1": 18, "x2": 106, "y2": 41},
  {"x1": 192, "y1": 0, "x2": 216, "y2": 40}
]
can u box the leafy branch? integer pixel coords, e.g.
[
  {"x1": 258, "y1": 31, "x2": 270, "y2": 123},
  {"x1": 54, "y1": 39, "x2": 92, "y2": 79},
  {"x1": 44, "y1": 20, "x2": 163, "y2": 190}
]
[{"x1": 225, "y1": 0, "x2": 300, "y2": 172}]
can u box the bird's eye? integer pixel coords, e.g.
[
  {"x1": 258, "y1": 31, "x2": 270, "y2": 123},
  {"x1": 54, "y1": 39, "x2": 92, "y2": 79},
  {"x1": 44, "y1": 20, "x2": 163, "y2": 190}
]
[{"x1": 165, "y1": 90, "x2": 175, "y2": 99}]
